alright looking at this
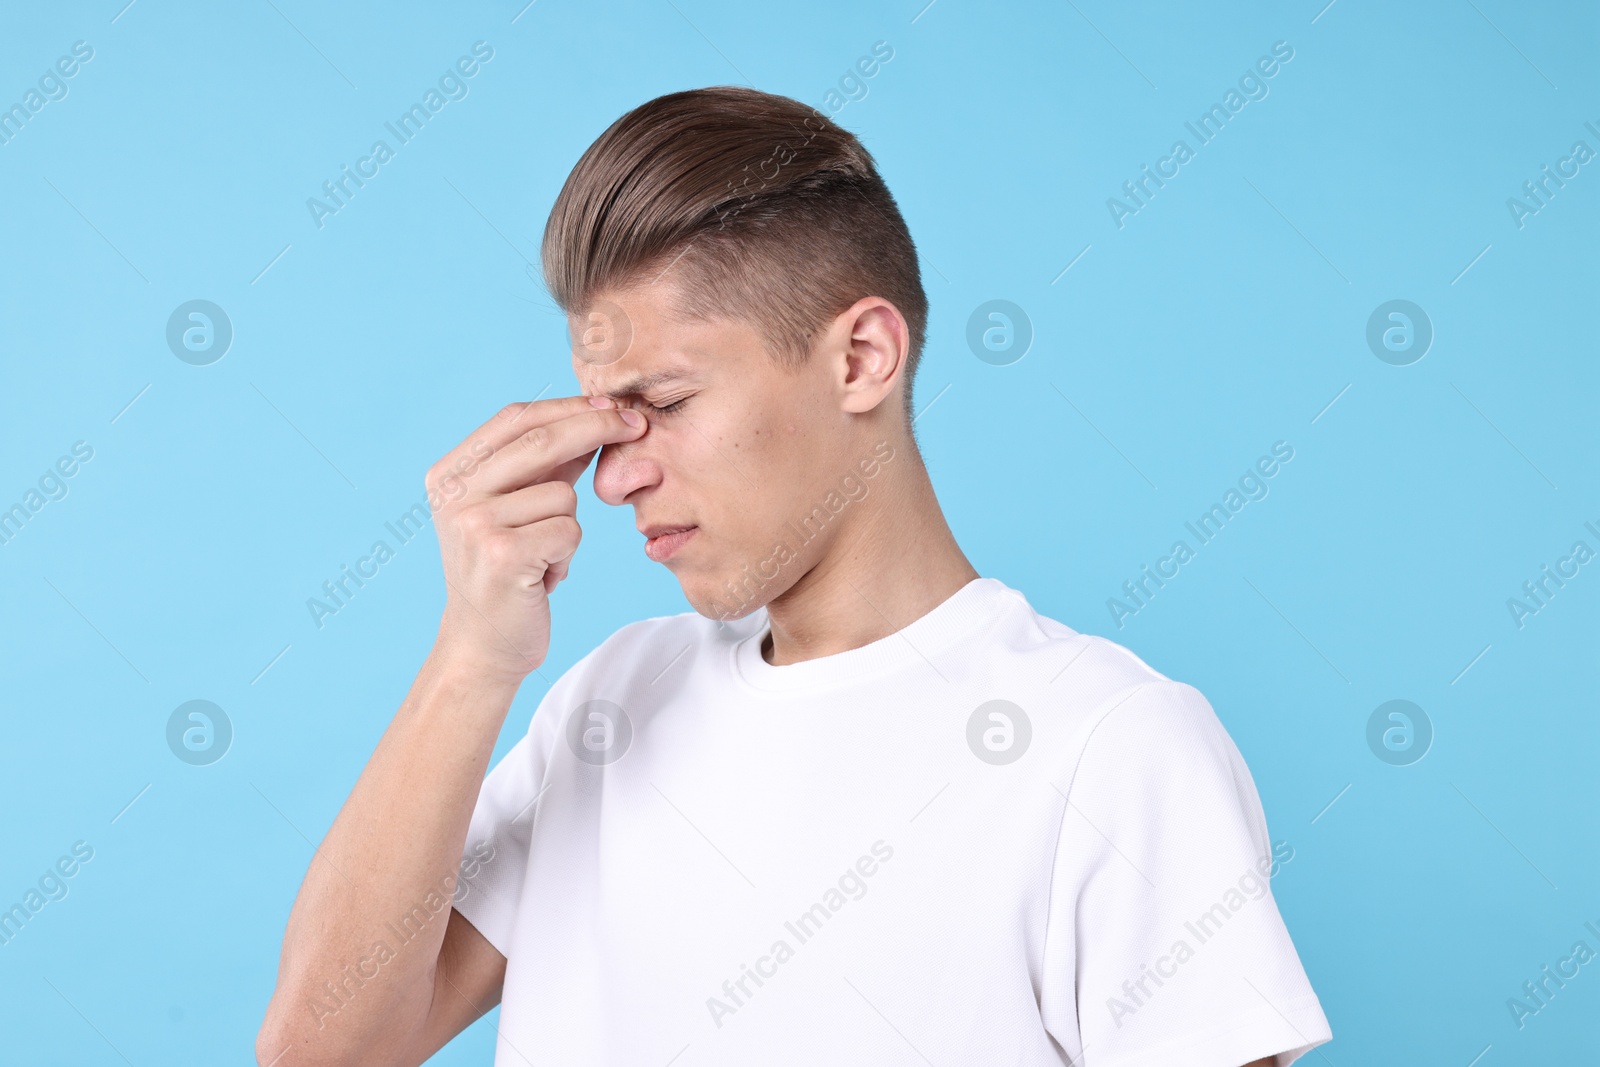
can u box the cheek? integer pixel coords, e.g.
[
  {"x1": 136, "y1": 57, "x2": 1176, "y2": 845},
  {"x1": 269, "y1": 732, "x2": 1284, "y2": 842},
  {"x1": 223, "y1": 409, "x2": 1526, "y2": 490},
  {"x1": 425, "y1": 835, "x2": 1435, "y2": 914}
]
[
  {"x1": 695, "y1": 431, "x2": 780, "y2": 528},
  {"x1": 730, "y1": 424, "x2": 804, "y2": 496}
]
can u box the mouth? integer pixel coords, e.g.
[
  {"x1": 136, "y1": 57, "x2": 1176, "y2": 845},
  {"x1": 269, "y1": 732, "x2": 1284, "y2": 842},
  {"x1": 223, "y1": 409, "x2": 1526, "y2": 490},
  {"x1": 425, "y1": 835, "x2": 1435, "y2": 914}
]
[{"x1": 640, "y1": 524, "x2": 698, "y2": 563}]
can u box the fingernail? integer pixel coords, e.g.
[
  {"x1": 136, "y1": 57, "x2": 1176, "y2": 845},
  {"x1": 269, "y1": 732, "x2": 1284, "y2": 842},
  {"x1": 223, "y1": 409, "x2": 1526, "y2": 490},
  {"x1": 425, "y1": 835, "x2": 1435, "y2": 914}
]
[
  {"x1": 588, "y1": 395, "x2": 614, "y2": 408},
  {"x1": 619, "y1": 409, "x2": 644, "y2": 427}
]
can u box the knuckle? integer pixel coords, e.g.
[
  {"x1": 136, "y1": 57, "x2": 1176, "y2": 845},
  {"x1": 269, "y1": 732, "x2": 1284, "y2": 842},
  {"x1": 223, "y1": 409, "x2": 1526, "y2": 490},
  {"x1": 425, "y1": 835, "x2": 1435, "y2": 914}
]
[
  {"x1": 433, "y1": 472, "x2": 465, "y2": 506},
  {"x1": 546, "y1": 479, "x2": 579, "y2": 512},
  {"x1": 482, "y1": 531, "x2": 518, "y2": 568},
  {"x1": 535, "y1": 515, "x2": 579, "y2": 558},
  {"x1": 456, "y1": 504, "x2": 495, "y2": 539},
  {"x1": 552, "y1": 514, "x2": 582, "y2": 549},
  {"x1": 521, "y1": 426, "x2": 552, "y2": 455}
]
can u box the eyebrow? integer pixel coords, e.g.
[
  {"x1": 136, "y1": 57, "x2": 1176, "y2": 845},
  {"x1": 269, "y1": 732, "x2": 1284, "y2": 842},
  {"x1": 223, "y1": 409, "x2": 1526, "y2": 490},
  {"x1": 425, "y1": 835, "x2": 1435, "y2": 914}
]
[{"x1": 599, "y1": 370, "x2": 692, "y2": 401}]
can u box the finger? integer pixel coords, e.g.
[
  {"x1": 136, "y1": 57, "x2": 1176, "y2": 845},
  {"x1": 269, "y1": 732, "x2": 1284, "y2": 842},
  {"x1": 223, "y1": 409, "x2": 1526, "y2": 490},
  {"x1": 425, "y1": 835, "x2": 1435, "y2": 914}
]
[
  {"x1": 476, "y1": 407, "x2": 645, "y2": 496},
  {"x1": 543, "y1": 556, "x2": 571, "y2": 594},
  {"x1": 430, "y1": 395, "x2": 615, "y2": 490},
  {"x1": 539, "y1": 444, "x2": 607, "y2": 492},
  {"x1": 484, "y1": 480, "x2": 580, "y2": 529},
  {"x1": 504, "y1": 514, "x2": 582, "y2": 572}
]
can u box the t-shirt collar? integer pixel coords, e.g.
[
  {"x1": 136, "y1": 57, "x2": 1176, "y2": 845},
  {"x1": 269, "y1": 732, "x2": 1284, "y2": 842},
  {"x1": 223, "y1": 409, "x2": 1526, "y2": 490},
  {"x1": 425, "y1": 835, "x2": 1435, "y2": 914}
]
[{"x1": 730, "y1": 577, "x2": 1015, "y2": 693}]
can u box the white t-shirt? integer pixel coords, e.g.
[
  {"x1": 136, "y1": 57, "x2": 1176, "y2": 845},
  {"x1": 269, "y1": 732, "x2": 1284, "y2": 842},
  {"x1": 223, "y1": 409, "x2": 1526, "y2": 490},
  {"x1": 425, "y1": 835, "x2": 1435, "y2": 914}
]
[{"x1": 454, "y1": 577, "x2": 1332, "y2": 1066}]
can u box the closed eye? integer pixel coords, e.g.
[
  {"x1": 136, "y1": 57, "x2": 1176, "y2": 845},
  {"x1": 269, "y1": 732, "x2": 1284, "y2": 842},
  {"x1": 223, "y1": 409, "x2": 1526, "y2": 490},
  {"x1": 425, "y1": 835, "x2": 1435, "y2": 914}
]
[{"x1": 648, "y1": 396, "x2": 690, "y2": 416}]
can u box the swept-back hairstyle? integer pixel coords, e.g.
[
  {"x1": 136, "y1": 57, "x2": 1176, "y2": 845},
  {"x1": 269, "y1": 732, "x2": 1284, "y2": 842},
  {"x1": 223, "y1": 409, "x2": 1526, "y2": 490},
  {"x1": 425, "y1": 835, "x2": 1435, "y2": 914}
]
[{"x1": 541, "y1": 86, "x2": 927, "y2": 411}]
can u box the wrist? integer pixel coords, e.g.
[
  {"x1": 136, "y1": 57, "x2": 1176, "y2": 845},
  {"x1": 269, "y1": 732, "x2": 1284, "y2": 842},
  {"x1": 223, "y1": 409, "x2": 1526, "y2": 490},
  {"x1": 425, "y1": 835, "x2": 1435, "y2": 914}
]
[{"x1": 424, "y1": 639, "x2": 530, "y2": 703}]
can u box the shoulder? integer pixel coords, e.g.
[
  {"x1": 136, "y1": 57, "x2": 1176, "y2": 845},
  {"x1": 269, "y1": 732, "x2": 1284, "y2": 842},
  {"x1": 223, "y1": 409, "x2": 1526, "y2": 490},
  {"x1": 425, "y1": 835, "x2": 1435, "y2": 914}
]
[
  {"x1": 982, "y1": 581, "x2": 1202, "y2": 721},
  {"x1": 982, "y1": 583, "x2": 1235, "y2": 780}
]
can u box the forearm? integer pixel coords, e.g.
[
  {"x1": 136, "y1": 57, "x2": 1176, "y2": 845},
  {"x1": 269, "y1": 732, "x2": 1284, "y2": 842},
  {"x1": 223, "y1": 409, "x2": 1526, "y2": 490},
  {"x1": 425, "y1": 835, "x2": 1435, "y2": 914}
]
[
  {"x1": 257, "y1": 647, "x2": 519, "y2": 1067},
  {"x1": 256, "y1": 394, "x2": 638, "y2": 1065}
]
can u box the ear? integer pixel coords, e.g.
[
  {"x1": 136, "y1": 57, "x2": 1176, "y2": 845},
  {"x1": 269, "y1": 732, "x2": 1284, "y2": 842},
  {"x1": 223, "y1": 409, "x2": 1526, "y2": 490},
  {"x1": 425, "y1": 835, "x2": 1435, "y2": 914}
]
[{"x1": 830, "y1": 297, "x2": 909, "y2": 415}]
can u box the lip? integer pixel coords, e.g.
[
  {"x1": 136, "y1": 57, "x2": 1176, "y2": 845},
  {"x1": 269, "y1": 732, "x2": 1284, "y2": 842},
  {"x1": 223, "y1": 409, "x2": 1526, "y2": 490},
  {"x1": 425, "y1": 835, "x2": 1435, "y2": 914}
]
[{"x1": 642, "y1": 524, "x2": 698, "y2": 563}]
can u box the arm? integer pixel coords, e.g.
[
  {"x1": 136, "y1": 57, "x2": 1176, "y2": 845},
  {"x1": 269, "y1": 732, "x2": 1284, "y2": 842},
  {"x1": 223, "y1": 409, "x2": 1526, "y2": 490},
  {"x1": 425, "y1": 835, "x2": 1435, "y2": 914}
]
[{"x1": 255, "y1": 396, "x2": 645, "y2": 1067}]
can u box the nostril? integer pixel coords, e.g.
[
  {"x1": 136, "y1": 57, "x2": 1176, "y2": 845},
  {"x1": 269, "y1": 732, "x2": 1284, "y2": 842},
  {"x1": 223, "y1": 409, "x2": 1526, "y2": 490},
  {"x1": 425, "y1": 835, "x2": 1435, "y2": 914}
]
[{"x1": 591, "y1": 442, "x2": 656, "y2": 506}]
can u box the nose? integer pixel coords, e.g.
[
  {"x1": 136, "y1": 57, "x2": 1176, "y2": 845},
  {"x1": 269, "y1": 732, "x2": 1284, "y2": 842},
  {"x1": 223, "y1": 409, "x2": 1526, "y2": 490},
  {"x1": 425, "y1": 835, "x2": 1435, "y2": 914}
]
[{"x1": 592, "y1": 432, "x2": 661, "y2": 506}]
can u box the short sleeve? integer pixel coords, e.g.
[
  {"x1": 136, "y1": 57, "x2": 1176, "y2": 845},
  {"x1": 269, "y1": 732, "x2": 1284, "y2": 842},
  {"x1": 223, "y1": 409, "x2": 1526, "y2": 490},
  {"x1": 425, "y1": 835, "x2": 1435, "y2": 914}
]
[
  {"x1": 450, "y1": 682, "x2": 566, "y2": 958},
  {"x1": 1041, "y1": 682, "x2": 1332, "y2": 1067}
]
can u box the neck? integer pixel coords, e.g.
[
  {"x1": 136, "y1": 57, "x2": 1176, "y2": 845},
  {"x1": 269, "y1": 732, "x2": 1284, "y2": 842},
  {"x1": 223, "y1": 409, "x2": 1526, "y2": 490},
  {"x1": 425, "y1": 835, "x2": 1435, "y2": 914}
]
[{"x1": 760, "y1": 445, "x2": 978, "y2": 666}]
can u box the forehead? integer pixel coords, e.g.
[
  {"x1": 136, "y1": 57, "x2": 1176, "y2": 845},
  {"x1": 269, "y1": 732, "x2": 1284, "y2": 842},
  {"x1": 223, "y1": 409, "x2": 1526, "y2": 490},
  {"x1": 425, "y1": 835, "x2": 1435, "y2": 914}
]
[{"x1": 568, "y1": 285, "x2": 759, "y2": 396}]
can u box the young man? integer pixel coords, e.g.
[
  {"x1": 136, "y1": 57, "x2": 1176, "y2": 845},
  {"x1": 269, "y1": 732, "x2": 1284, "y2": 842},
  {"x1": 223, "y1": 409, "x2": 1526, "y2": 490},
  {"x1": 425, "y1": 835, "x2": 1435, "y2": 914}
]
[{"x1": 257, "y1": 87, "x2": 1332, "y2": 1066}]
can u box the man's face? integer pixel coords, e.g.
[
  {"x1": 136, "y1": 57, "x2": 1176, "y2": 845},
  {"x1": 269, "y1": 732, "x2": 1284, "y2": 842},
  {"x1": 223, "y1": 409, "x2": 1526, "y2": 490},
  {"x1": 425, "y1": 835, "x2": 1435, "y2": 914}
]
[{"x1": 570, "y1": 278, "x2": 878, "y2": 621}]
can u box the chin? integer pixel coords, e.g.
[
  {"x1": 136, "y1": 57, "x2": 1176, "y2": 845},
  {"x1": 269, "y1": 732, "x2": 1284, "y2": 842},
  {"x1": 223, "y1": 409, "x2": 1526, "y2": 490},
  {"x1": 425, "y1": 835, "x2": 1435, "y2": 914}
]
[
  {"x1": 678, "y1": 568, "x2": 778, "y2": 625},
  {"x1": 683, "y1": 584, "x2": 763, "y2": 624}
]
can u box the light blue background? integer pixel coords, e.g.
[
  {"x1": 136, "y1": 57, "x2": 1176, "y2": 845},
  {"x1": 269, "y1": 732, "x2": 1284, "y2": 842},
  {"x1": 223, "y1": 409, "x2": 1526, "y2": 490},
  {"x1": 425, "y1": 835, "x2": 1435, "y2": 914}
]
[{"x1": 2, "y1": 0, "x2": 1596, "y2": 1063}]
